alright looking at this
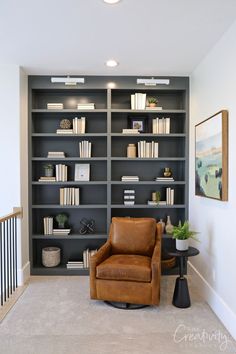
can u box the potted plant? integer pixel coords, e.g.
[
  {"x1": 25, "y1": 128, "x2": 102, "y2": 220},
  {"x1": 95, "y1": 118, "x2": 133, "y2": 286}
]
[
  {"x1": 55, "y1": 213, "x2": 68, "y2": 229},
  {"x1": 172, "y1": 221, "x2": 198, "y2": 251},
  {"x1": 43, "y1": 164, "x2": 54, "y2": 177},
  {"x1": 147, "y1": 97, "x2": 158, "y2": 108}
]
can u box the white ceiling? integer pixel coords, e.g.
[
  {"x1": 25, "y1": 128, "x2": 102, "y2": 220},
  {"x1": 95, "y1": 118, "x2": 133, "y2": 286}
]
[{"x1": 0, "y1": 0, "x2": 236, "y2": 75}]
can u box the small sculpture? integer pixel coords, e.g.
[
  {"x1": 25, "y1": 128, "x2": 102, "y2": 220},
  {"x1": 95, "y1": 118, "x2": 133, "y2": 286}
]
[
  {"x1": 60, "y1": 119, "x2": 71, "y2": 129},
  {"x1": 79, "y1": 218, "x2": 95, "y2": 234}
]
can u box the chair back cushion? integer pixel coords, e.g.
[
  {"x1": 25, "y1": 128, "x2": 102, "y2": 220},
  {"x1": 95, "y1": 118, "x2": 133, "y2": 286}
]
[{"x1": 110, "y1": 217, "x2": 156, "y2": 256}]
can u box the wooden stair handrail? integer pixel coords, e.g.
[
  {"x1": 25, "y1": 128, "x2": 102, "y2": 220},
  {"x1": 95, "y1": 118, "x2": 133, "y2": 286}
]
[{"x1": 0, "y1": 207, "x2": 23, "y2": 223}]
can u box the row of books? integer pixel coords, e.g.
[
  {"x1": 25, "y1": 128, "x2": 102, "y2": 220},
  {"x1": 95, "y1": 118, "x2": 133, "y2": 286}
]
[
  {"x1": 43, "y1": 217, "x2": 71, "y2": 235},
  {"x1": 152, "y1": 118, "x2": 170, "y2": 134},
  {"x1": 137, "y1": 141, "x2": 159, "y2": 158},
  {"x1": 47, "y1": 151, "x2": 65, "y2": 159},
  {"x1": 79, "y1": 141, "x2": 92, "y2": 158},
  {"x1": 122, "y1": 129, "x2": 140, "y2": 134},
  {"x1": 66, "y1": 249, "x2": 97, "y2": 269},
  {"x1": 47, "y1": 103, "x2": 64, "y2": 110},
  {"x1": 131, "y1": 93, "x2": 146, "y2": 110},
  {"x1": 124, "y1": 190, "x2": 135, "y2": 205},
  {"x1": 121, "y1": 176, "x2": 139, "y2": 181},
  {"x1": 39, "y1": 164, "x2": 68, "y2": 182},
  {"x1": 166, "y1": 187, "x2": 175, "y2": 205},
  {"x1": 77, "y1": 103, "x2": 95, "y2": 110},
  {"x1": 155, "y1": 177, "x2": 174, "y2": 182},
  {"x1": 60, "y1": 188, "x2": 80, "y2": 206},
  {"x1": 56, "y1": 117, "x2": 86, "y2": 135}
]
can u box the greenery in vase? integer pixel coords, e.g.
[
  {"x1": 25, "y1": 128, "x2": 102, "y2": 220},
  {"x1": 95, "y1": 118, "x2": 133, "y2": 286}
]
[
  {"x1": 55, "y1": 213, "x2": 68, "y2": 228},
  {"x1": 172, "y1": 221, "x2": 199, "y2": 241},
  {"x1": 156, "y1": 191, "x2": 161, "y2": 203},
  {"x1": 43, "y1": 164, "x2": 54, "y2": 170},
  {"x1": 148, "y1": 97, "x2": 158, "y2": 104}
]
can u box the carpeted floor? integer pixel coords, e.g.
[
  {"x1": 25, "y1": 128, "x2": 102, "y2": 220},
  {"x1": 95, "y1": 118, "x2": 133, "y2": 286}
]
[{"x1": 0, "y1": 276, "x2": 235, "y2": 354}]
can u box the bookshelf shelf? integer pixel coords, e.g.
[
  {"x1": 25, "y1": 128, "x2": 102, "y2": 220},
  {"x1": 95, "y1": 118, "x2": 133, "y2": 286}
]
[{"x1": 29, "y1": 75, "x2": 189, "y2": 276}]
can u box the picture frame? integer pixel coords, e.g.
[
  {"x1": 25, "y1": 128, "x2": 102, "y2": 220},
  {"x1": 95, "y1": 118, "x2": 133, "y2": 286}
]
[
  {"x1": 195, "y1": 110, "x2": 228, "y2": 201},
  {"x1": 128, "y1": 115, "x2": 148, "y2": 133},
  {"x1": 74, "y1": 164, "x2": 90, "y2": 181}
]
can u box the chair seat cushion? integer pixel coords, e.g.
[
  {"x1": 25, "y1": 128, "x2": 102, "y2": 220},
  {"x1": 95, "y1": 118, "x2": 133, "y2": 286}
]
[{"x1": 96, "y1": 254, "x2": 151, "y2": 282}]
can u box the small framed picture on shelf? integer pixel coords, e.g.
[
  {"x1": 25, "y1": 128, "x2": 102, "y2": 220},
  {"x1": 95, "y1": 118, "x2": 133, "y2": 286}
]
[
  {"x1": 128, "y1": 115, "x2": 148, "y2": 133},
  {"x1": 74, "y1": 164, "x2": 90, "y2": 181}
]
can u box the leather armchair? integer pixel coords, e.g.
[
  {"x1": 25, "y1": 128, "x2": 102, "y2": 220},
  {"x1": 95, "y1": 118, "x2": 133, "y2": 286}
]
[{"x1": 90, "y1": 217, "x2": 162, "y2": 306}]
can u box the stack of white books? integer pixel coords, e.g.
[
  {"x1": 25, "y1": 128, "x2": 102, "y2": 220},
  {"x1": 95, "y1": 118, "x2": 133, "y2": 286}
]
[
  {"x1": 53, "y1": 229, "x2": 71, "y2": 236},
  {"x1": 56, "y1": 129, "x2": 73, "y2": 135},
  {"x1": 152, "y1": 117, "x2": 170, "y2": 134},
  {"x1": 83, "y1": 249, "x2": 97, "y2": 268},
  {"x1": 77, "y1": 103, "x2": 95, "y2": 110},
  {"x1": 146, "y1": 106, "x2": 163, "y2": 110},
  {"x1": 43, "y1": 217, "x2": 53, "y2": 235},
  {"x1": 166, "y1": 187, "x2": 174, "y2": 205},
  {"x1": 47, "y1": 103, "x2": 64, "y2": 110},
  {"x1": 138, "y1": 141, "x2": 159, "y2": 158},
  {"x1": 79, "y1": 141, "x2": 92, "y2": 158},
  {"x1": 73, "y1": 117, "x2": 86, "y2": 134},
  {"x1": 47, "y1": 151, "x2": 65, "y2": 159},
  {"x1": 60, "y1": 188, "x2": 80, "y2": 206},
  {"x1": 155, "y1": 176, "x2": 174, "y2": 182},
  {"x1": 131, "y1": 93, "x2": 146, "y2": 110},
  {"x1": 122, "y1": 129, "x2": 140, "y2": 134},
  {"x1": 56, "y1": 164, "x2": 68, "y2": 182},
  {"x1": 124, "y1": 189, "x2": 135, "y2": 205},
  {"x1": 66, "y1": 261, "x2": 84, "y2": 269},
  {"x1": 38, "y1": 176, "x2": 56, "y2": 182},
  {"x1": 121, "y1": 176, "x2": 139, "y2": 182}
]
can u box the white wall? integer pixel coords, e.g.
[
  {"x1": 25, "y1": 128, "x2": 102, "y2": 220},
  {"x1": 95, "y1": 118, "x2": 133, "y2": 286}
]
[
  {"x1": 0, "y1": 64, "x2": 29, "y2": 285},
  {"x1": 190, "y1": 20, "x2": 236, "y2": 339}
]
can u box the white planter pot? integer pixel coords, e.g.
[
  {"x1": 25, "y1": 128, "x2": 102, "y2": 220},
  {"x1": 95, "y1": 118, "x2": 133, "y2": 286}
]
[{"x1": 176, "y1": 239, "x2": 189, "y2": 251}]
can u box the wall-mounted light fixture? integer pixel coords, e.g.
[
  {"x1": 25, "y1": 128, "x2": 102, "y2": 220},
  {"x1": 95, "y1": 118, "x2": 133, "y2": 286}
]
[
  {"x1": 137, "y1": 78, "x2": 170, "y2": 86},
  {"x1": 51, "y1": 77, "x2": 85, "y2": 86}
]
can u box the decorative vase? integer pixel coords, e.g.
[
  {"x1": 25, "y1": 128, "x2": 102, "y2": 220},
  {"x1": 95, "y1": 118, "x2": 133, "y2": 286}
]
[
  {"x1": 163, "y1": 167, "x2": 172, "y2": 177},
  {"x1": 42, "y1": 247, "x2": 61, "y2": 267},
  {"x1": 176, "y1": 239, "x2": 189, "y2": 251},
  {"x1": 127, "y1": 144, "x2": 136, "y2": 158},
  {"x1": 149, "y1": 103, "x2": 157, "y2": 108},
  {"x1": 165, "y1": 215, "x2": 174, "y2": 234},
  {"x1": 157, "y1": 219, "x2": 165, "y2": 233},
  {"x1": 44, "y1": 168, "x2": 53, "y2": 177}
]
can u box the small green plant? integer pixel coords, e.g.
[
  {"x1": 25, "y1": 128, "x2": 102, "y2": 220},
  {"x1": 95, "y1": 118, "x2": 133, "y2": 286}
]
[
  {"x1": 172, "y1": 221, "x2": 199, "y2": 241},
  {"x1": 43, "y1": 164, "x2": 53, "y2": 170},
  {"x1": 156, "y1": 191, "x2": 161, "y2": 203},
  {"x1": 55, "y1": 213, "x2": 68, "y2": 228},
  {"x1": 148, "y1": 97, "x2": 158, "y2": 104}
]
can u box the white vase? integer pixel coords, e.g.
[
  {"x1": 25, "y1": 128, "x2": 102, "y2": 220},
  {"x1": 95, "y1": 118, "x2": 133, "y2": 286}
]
[
  {"x1": 165, "y1": 215, "x2": 174, "y2": 234},
  {"x1": 176, "y1": 239, "x2": 189, "y2": 251}
]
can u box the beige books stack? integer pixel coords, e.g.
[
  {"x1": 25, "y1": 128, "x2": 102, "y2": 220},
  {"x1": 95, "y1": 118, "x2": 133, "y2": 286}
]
[
  {"x1": 155, "y1": 176, "x2": 174, "y2": 182},
  {"x1": 137, "y1": 141, "x2": 159, "y2": 158},
  {"x1": 43, "y1": 217, "x2": 53, "y2": 235},
  {"x1": 146, "y1": 106, "x2": 163, "y2": 110},
  {"x1": 131, "y1": 93, "x2": 146, "y2": 110},
  {"x1": 83, "y1": 249, "x2": 97, "y2": 269},
  {"x1": 122, "y1": 129, "x2": 140, "y2": 134},
  {"x1": 47, "y1": 103, "x2": 64, "y2": 110},
  {"x1": 121, "y1": 176, "x2": 139, "y2": 182},
  {"x1": 166, "y1": 187, "x2": 174, "y2": 205},
  {"x1": 77, "y1": 103, "x2": 95, "y2": 110},
  {"x1": 79, "y1": 141, "x2": 92, "y2": 158},
  {"x1": 66, "y1": 261, "x2": 84, "y2": 269},
  {"x1": 152, "y1": 117, "x2": 170, "y2": 134},
  {"x1": 56, "y1": 129, "x2": 73, "y2": 134},
  {"x1": 60, "y1": 188, "x2": 80, "y2": 206},
  {"x1": 53, "y1": 229, "x2": 71, "y2": 236},
  {"x1": 73, "y1": 117, "x2": 86, "y2": 134},
  {"x1": 47, "y1": 151, "x2": 65, "y2": 159},
  {"x1": 56, "y1": 164, "x2": 68, "y2": 181},
  {"x1": 124, "y1": 189, "x2": 135, "y2": 205},
  {"x1": 38, "y1": 176, "x2": 56, "y2": 182}
]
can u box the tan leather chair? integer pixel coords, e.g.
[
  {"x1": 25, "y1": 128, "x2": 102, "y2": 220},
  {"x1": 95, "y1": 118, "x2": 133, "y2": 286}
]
[{"x1": 90, "y1": 217, "x2": 162, "y2": 306}]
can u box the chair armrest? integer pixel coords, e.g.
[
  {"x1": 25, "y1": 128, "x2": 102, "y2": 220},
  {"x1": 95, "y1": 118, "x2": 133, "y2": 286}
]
[
  {"x1": 90, "y1": 241, "x2": 112, "y2": 299},
  {"x1": 151, "y1": 223, "x2": 162, "y2": 304}
]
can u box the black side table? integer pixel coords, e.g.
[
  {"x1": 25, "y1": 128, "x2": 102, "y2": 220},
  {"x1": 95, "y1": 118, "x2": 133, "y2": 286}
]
[{"x1": 166, "y1": 246, "x2": 200, "y2": 308}]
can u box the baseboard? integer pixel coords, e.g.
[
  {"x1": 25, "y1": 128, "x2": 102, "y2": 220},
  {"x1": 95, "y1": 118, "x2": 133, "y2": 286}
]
[
  {"x1": 188, "y1": 261, "x2": 236, "y2": 340},
  {"x1": 17, "y1": 261, "x2": 30, "y2": 286}
]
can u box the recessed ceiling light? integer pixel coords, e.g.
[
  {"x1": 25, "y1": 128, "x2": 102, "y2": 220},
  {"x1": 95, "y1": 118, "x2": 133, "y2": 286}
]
[
  {"x1": 106, "y1": 59, "x2": 119, "y2": 67},
  {"x1": 104, "y1": 0, "x2": 121, "y2": 4}
]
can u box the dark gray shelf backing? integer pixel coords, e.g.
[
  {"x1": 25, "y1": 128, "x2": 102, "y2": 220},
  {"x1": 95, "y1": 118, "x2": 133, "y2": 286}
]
[
  {"x1": 32, "y1": 160, "x2": 107, "y2": 182},
  {"x1": 111, "y1": 160, "x2": 185, "y2": 181},
  {"x1": 32, "y1": 234, "x2": 107, "y2": 240},
  {"x1": 32, "y1": 208, "x2": 107, "y2": 235},
  {"x1": 32, "y1": 89, "x2": 108, "y2": 109},
  {"x1": 32, "y1": 181, "x2": 108, "y2": 185},
  {"x1": 32, "y1": 136, "x2": 107, "y2": 158},
  {"x1": 111, "y1": 185, "x2": 185, "y2": 205},
  {"x1": 32, "y1": 111, "x2": 107, "y2": 134},
  {"x1": 111, "y1": 89, "x2": 186, "y2": 110},
  {"x1": 111, "y1": 112, "x2": 186, "y2": 134},
  {"x1": 32, "y1": 184, "x2": 107, "y2": 205},
  {"x1": 32, "y1": 238, "x2": 105, "y2": 267},
  {"x1": 111, "y1": 208, "x2": 185, "y2": 226},
  {"x1": 111, "y1": 136, "x2": 185, "y2": 158}
]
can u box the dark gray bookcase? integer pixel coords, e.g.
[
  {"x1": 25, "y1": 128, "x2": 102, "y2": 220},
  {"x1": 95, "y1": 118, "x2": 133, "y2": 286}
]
[{"x1": 28, "y1": 76, "x2": 189, "y2": 275}]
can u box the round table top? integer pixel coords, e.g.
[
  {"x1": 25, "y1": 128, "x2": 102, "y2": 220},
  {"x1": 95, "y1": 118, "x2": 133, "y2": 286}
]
[{"x1": 166, "y1": 246, "x2": 199, "y2": 258}]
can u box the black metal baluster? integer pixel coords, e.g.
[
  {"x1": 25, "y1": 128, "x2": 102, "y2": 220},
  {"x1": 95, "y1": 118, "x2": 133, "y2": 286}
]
[
  {"x1": 9, "y1": 218, "x2": 12, "y2": 295},
  {"x1": 6, "y1": 219, "x2": 9, "y2": 299},
  {"x1": 14, "y1": 217, "x2": 18, "y2": 288},
  {"x1": 12, "y1": 216, "x2": 15, "y2": 292},
  {"x1": 0, "y1": 223, "x2": 3, "y2": 306},
  {"x1": 4, "y1": 221, "x2": 6, "y2": 302}
]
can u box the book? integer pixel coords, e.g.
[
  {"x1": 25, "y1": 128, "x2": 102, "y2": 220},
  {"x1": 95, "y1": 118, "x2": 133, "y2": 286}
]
[
  {"x1": 122, "y1": 129, "x2": 140, "y2": 134},
  {"x1": 79, "y1": 140, "x2": 92, "y2": 158},
  {"x1": 131, "y1": 93, "x2": 146, "y2": 110},
  {"x1": 47, "y1": 103, "x2": 64, "y2": 110},
  {"x1": 145, "y1": 106, "x2": 162, "y2": 110},
  {"x1": 56, "y1": 129, "x2": 73, "y2": 134},
  {"x1": 43, "y1": 217, "x2": 53, "y2": 235}
]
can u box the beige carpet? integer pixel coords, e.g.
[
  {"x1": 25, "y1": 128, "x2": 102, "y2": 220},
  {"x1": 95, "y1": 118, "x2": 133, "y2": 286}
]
[{"x1": 0, "y1": 276, "x2": 235, "y2": 354}]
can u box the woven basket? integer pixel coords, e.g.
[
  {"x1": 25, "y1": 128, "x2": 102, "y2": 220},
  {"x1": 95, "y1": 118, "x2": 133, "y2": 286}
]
[{"x1": 42, "y1": 247, "x2": 61, "y2": 267}]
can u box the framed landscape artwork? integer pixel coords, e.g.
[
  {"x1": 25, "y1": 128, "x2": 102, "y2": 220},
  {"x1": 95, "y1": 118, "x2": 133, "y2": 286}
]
[{"x1": 195, "y1": 110, "x2": 228, "y2": 201}]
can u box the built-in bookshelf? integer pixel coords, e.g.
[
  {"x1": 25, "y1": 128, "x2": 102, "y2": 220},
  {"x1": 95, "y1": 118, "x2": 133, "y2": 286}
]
[{"x1": 29, "y1": 76, "x2": 189, "y2": 275}]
